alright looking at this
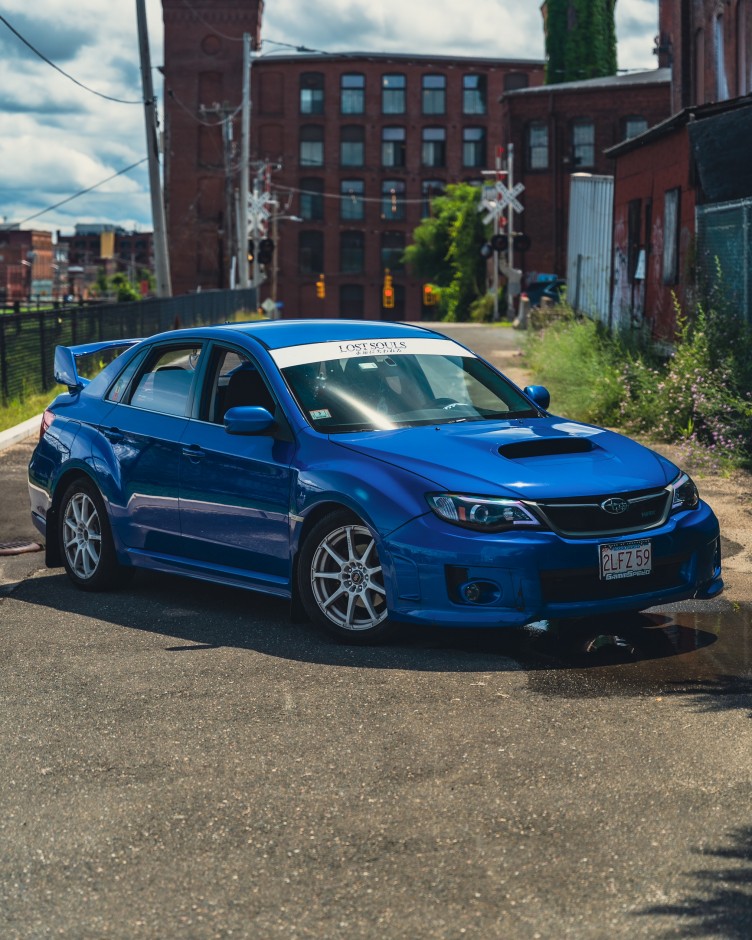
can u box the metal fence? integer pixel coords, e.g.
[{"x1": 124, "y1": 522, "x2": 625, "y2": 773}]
[
  {"x1": 696, "y1": 199, "x2": 752, "y2": 325},
  {"x1": 0, "y1": 288, "x2": 257, "y2": 405}
]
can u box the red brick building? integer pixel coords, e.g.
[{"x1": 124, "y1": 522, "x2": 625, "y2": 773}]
[
  {"x1": 160, "y1": 0, "x2": 544, "y2": 314},
  {"x1": 252, "y1": 53, "x2": 544, "y2": 320},
  {"x1": 500, "y1": 69, "x2": 671, "y2": 280},
  {"x1": 161, "y1": 0, "x2": 263, "y2": 297},
  {"x1": 0, "y1": 229, "x2": 55, "y2": 304},
  {"x1": 608, "y1": 0, "x2": 752, "y2": 340}
]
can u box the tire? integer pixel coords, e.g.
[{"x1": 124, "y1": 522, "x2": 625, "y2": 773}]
[
  {"x1": 58, "y1": 478, "x2": 125, "y2": 591},
  {"x1": 298, "y1": 510, "x2": 395, "y2": 643}
]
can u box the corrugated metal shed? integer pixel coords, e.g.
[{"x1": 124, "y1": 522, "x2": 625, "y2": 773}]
[{"x1": 566, "y1": 174, "x2": 614, "y2": 324}]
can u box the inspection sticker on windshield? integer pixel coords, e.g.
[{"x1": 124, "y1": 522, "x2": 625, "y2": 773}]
[
  {"x1": 310, "y1": 408, "x2": 331, "y2": 420},
  {"x1": 599, "y1": 539, "x2": 652, "y2": 580}
]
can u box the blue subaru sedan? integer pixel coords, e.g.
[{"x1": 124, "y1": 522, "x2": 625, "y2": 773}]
[{"x1": 28, "y1": 319, "x2": 722, "y2": 643}]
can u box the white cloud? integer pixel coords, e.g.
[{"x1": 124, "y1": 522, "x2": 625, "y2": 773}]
[{"x1": 0, "y1": 0, "x2": 659, "y2": 233}]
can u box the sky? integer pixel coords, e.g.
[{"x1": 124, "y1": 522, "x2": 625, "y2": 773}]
[{"x1": 0, "y1": 0, "x2": 659, "y2": 236}]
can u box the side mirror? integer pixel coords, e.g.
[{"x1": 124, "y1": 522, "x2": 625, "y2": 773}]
[
  {"x1": 224, "y1": 405, "x2": 276, "y2": 435},
  {"x1": 524, "y1": 385, "x2": 551, "y2": 410}
]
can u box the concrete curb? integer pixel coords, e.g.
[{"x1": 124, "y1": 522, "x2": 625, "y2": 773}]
[{"x1": 0, "y1": 415, "x2": 42, "y2": 453}]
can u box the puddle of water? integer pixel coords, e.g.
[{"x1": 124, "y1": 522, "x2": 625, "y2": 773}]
[{"x1": 526, "y1": 606, "x2": 752, "y2": 699}]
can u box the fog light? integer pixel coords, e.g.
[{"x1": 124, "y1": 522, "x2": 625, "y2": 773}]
[
  {"x1": 459, "y1": 580, "x2": 502, "y2": 605},
  {"x1": 463, "y1": 582, "x2": 482, "y2": 603}
]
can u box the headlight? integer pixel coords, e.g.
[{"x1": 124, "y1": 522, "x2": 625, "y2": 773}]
[
  {"x1": 669, "y1": 472, "x2": 699, "y2": 512},
  {"x1": 427, "y1": 494, "x2": 541, "y2": 532}
]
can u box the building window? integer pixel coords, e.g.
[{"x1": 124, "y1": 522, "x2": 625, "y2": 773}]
[
  {"x1": 421, "y1": 180, "x2": 445, "y2": 217},
  {"x1": 300, "y1": 73, "x2": 324, "y2": 114},
  {"x1": 504, "y1": 73, "x2": 529, "y2": 92},
  {"x1": 422, "y1": 74, "x2": 446, "y2": 114},
  {"x1": 382, "y1": 74, "x2": 406, "y2": 114},
  {"x1": 527, "y1": 122, "x2": 549, "y2": 170},
  {"x1": 341, "y1": 180, "x2": 365, "y2": 220},
  {"x1": 340, "y1": 231, "x2": 365, "y2": 274},
  {"x1": 381, "y1": 231, "x2": 406, "y2": 272},
  {"x1": 382, "y1": 127, "x2": 406, "y2": 168},
  {"x1": 299, "y1": 230, "x2": 324, "y2": 275},
  {"x1": 340, "y1": 125, "x2": 365, "y2": 167},
  {"x1": 463, "y1": 75, "x2": 486, "y2": 115},
  {"x1": 627, "y1": 199, "x2": 642, "y2": 281},
  {"x1": 463, "y1": 127, "x2": 486, "y2": 168},
  {"x1": 340, "y1": 284, "x2": 365, "y2": 319},
  {"x1": 624, "y1": 116, "x2": 648, "y2": 140},
  {"x1": 299, "y1": 178, "x2": 324, "y2": 221},
  {"x1": 300, "y1": 125, "x2": 324, "y2": 166},
  {"x1": 381, "y1": 181, "x2": 406, "y2": 221},
  {"x1": 422, "y1": 127, "x2": 446, "y2": 167},
  {"x1": 662, "y1": 188, "x2": 680, "y2": 285},
  {"x1": 341, "y1": 73, "x2": 365, "y2": 114},
  {"x1": 572, "y1": 120, "x2": 595, "y2": 168}
]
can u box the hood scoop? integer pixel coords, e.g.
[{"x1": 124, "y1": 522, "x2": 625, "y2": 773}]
[{"x1": 499, "y1": 437, "x2": 595, "y2": 460}]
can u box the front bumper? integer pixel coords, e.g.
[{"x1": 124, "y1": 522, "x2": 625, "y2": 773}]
[{"x1": 383, "y1": 501, "x2": 722, "y2": 628}]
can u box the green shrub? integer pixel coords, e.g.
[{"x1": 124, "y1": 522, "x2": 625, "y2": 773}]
[{"x1": 525, "y1": 300, "x2": 752, "y2": 470}]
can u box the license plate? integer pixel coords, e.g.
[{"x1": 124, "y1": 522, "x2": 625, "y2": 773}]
[{"x1": 599, "y1": 539, "x2": 652, "y2": 581}]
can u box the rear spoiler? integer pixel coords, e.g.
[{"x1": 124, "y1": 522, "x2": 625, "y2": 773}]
[{"x1": 54, "y1": 338, "x2": 142, "y2": 392}]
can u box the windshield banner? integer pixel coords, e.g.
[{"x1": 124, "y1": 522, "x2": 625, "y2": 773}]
[{"x1": 271, "y1": 337, "x2": 474, "y2": 369}]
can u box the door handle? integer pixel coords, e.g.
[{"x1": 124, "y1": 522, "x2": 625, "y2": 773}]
[
  {"x1": 102, "y1": 427, "x2": 124, "y2": 444},
  {"x1": 182, "y1": 444, "x2": 206, "y2": 460}
]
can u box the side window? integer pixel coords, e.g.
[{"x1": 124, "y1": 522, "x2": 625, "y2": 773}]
[
  {"x1": 202, "y1": 347, "x2": 275, "y2": 424},
  {"x1": 106, "y1": 348, "x2": 148, "y2": 403},
  {"x1": 128, "y1": 345, "x2": 203, "y2": 416}
]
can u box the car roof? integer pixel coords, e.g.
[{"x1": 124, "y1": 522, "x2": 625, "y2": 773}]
[{"x1": 213, "y1": 318, "x2": 443, "y2": 351}]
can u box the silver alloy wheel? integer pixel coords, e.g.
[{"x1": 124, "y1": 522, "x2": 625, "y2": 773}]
[
  {"x1": 310, "y1": 524, "x2": 387, "y2": 631},
  {"x1": 62, "y1": 491, "x2": 103, "y2": 580}
]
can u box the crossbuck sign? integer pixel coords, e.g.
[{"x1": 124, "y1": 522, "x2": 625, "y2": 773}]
[{"x1": 480, "y1": 180, "x2": 525, "y2": 225}]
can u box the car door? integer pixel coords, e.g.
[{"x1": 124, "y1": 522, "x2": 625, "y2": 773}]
[
  {"x1": 96, "y1": 341, "x2": 202, "y2": 555},
  {"x1": 177, "y1": 344, "x2": 296, "y2": 589}
]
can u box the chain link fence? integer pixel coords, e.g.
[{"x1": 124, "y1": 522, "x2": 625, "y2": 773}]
[{"x1": 696, "y1": 199, "x2": 752, "y2": 324}]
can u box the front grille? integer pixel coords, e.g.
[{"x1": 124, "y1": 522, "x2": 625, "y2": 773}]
[
  {"x1": 541, "y1": 559, "x2": 684, "y2": 603},
  {"x1": 529, "y1": 488, "x2": 671, "y2": 538}
]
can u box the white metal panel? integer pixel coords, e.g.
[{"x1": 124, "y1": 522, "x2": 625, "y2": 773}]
[{"x1": 566, "y1": 174, "x2": 614, "y2": 324}]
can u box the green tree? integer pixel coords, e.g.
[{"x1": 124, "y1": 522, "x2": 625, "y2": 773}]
[
  {"x1": 404, "y1": 183, "x2": 489, "y2": 321},
  {"x1": 544, "y1": 0, "x2": 617, "y2": 84}
]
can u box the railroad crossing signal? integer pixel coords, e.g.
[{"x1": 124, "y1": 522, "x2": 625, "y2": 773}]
[{"x1": 480, "y1": 180, "x2": 525, "y2": 225}]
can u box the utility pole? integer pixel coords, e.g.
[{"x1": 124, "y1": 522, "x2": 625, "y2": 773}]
[
  {"x1": 135, "y1": 0, "x2": 171, "y2": 297},
  {"x1": 238, "y1": 33, "x2": 251, "y2": 288}
]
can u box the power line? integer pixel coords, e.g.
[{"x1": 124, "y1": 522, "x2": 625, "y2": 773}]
[
  {"x1": 1, "y1": 159, "x2": 149, "y2": 230},
  {"x1": 0, "y1": 13, "x2": 142, "y2": 105}
]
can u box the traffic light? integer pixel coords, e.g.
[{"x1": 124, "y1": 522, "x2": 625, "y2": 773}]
[
  {"x1": 490, "y1": 233, "x2": 509, "y2": 252},
  {"x1": 382, "y1": 271, "x2": 394, "y2": 309},
  {"x1": 258, "y1": 238, "x2": 275, "y2": 265},
  {"x1": 513, "y1": 233, "x2": 531, "y2": 252},
  {"x1": 423, "y1": 284, "x2": 438, "y2": 306},
  {"x1": 247, "y1": 239, "x2": 255, "y2": 263},
  {"x1": 316, "y1": 274, "x2": 326, "y2": 299}
]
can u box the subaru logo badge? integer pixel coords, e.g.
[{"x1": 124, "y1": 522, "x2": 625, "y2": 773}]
[{"x1": 601, "y1": 497, "x2": 629, "y2": 514}]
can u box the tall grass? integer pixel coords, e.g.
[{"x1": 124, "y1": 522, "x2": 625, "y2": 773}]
[{"x1": 525, "y1": 303, "x2": 752, "y2": 471}]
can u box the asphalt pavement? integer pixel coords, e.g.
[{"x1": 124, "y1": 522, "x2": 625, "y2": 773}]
[{"x1": 1, "y1": 323, "x2": 751, "y2": 939}]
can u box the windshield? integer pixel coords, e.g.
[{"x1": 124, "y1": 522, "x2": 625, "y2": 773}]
[{"x1": 275, "y1": 339, "x2": 538, "y2": 433}]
